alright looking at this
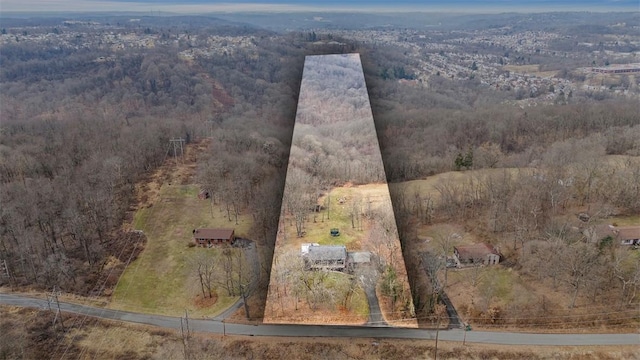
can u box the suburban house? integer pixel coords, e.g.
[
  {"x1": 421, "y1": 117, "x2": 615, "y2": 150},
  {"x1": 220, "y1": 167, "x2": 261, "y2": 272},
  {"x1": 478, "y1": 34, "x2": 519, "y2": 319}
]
[
  {"x1": 304, "y1": 244, "x2": 347, "y2": 271},
  {"x1": 453, "y1": 243, "x2": 500, "y2": 267},
  {"x1": 613, "y1": 226, "x2": 640, "y2": 246},
  {"x1": 193, "y1": 228, "x2": 235, "y2": 247},
  {"x1": 301, "y1": 244, "x2": 371, "y2": 272},
  {"x1": 583, "y1": 225, "x2": 640, "y2": 246}
]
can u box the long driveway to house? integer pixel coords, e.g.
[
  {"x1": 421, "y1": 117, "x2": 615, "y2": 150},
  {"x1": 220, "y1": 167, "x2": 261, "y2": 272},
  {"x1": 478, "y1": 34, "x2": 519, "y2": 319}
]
[
  {"x1": 1, "y1": 293, "x2": 638, "y2": 346},
  {"x1": 359, "y1": 265, "x2": 387, "y2": 327}
]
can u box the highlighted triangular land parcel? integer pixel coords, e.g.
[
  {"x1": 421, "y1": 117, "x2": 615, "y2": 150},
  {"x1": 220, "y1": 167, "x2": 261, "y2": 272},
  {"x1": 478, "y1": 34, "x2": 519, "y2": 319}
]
[{"x1": 265, "y1": 54, "x2": 417, "y2": 327}]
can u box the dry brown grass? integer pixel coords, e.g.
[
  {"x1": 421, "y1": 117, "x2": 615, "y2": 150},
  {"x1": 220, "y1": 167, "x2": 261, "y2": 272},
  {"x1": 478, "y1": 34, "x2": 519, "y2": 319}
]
[
  {"x1": 400, "y1": 161, "x2": 640, "y2": 332},
  {"x1": 124, "y1": 139, "x2": 209, "y2": 229},
  {"x1": 2, "y1": 305, "x2": 638, "y2": 360}
]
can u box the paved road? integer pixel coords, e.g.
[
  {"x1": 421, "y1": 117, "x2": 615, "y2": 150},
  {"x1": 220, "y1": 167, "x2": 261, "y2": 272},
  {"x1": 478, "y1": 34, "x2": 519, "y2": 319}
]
[
  {"x1": 212, "y1": 297, "x2": 244, "y2": 322},
  {"x1": 1, "y1": 293, "x2": 638, "y2": 346}
]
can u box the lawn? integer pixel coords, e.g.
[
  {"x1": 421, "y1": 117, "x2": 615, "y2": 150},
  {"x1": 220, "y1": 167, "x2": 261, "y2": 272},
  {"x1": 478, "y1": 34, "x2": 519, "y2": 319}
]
[
  {"x1": 264, "y1": 270, "x2": 369, "y2": 325},
  {"x1": 110, "y1": 184, "x2": 252, "y2": 318},
  {"x1": 266, "y1": 182, "x2": 411, "y2": 325},
  {"x1": 283, "y1": 185, "x2": 388, "y2": 250},
  {"x1": 322, "y1": 271, "x2": 370, "y2": 318},
  {"x1": 608, "y1": 215, "x2": 640, "y2": 227},
  {"x1": 445, "y1": 266, "x2": 525, "y2": 316}
]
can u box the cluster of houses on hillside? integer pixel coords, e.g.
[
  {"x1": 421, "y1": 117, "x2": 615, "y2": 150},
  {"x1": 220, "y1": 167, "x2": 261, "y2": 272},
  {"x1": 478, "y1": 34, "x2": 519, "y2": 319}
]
[{"x1": 591, "y1": 63, "x2": 640, "y2": 74}]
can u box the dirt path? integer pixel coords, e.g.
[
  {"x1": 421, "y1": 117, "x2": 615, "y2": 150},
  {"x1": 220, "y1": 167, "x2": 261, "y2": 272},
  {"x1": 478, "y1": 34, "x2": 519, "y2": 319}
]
[{"x1": 124, "y1": 138, "x2": 210, "y2": 229}]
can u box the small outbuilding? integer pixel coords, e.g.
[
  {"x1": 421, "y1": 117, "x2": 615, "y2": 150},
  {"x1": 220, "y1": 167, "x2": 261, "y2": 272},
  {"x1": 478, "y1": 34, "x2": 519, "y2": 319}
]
[
  {"x1": 193, "y1": 228, "x2": 235, "y2": 247},
  {"x1": 453, "y1": 243, "x2": 500, "y2": 267},
  {"x1": 346, "y1": 251, "x2": 371, "y2": 272}
]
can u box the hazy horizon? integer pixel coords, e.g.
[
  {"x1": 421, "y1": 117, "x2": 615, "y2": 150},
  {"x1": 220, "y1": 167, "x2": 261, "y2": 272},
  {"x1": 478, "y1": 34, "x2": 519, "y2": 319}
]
[{"x1": 1, "y1": 0, "x2": 638, "y2": 14}]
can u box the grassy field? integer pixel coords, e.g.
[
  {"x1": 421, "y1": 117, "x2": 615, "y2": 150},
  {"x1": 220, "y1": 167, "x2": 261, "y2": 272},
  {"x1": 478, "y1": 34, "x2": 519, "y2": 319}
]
[
  {"x1": 609, "y1": 215, "x2": 640, "y2": 226},
  {"x1": 265, "y1": 271, "x2": 370, "y2": 324},
  {"x1": 394, "y1": 156, "x2": 638, "y2": 206},
  {"x1": 390, "y1": 168, "x2": 529, "y2": 207},
  {"x1": 284, "y1": 185, "x2": 392, "y2": 250},
  {"x1": 502, "y1": 64, "x2": 559, "y2": 78},
  {"x1": 445, "y1": 266, "x2": 528, "y2": 317},
  {"x1": 324, "y1": 272, "x2": 370, "y2": 319},
  {"x1": 300, "y1": 186, "x2": 360, "y2": 248},
  {"x1": 110, "y1": 184, "x2": 252, "y2": 318}
]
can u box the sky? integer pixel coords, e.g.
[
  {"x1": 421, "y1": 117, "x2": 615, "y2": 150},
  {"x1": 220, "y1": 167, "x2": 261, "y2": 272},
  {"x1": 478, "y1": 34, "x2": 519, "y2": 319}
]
[{"x1": 1, "y1": 0, "x2": 637, "y2": 13}]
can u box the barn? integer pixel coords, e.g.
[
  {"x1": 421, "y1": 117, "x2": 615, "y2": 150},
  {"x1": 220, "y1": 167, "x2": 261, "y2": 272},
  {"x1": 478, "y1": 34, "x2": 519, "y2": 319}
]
[{"x1": 453, "y1": 243, "x2": 500, "y2": 267}]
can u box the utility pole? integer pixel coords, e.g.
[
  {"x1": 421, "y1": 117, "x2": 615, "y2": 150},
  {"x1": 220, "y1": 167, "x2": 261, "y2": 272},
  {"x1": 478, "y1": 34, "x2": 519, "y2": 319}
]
[
  {"x1": 50, "y1": 286, "x2": 65, "y2": 331},
  {"x1": 47, "y1": 290, "x2": 53, "y2": 312},
  {"x1": 434, "y1": 312, "x2": 440, "y2": 360},
  {"x1": 206, "y1": 118, "x2": 216, "y2": 138},
  {"x1": 240, "y1": 284, "x2": 250, "y2": 320},
  {"x1": 169, "y1": 138, "x2": 185, "y2": 165},
  {"x1": 463, "y1": 322, "x2": 471, "y2": 345},
  {"x1": 463, "y1": 325, "x2": 467, "y2": 346},
  {"x1": 0, "y1": 259, "x2": 8, "y2": 278},
  {"x1": 180, "y1": 309, "x2": 191, "y2": 360},
  {"x1": 2, "y1": 258, "x2": 14, "y2": 288}
]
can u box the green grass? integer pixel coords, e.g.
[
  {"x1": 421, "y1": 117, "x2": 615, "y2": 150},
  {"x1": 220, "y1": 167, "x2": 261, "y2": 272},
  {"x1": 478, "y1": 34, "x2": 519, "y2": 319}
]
[
  {"x1": 478, "y1": 267, "x2": 514, "y2": 304},
  {"x1": 110, "y1": 184, "x2": 253, "y2": 318},
  {"x1": 323, "y1": 272, "x2": 369, "y2": 318},
  {"x1": 350, "y1": 286, "x2": 369, "y2": 318},
  {"x1": 295, "y1": 187, "x2": 368, "y2": 249},
  {"x1": 608, "y1": 215, "x2": 640, "y2": 227},
  {"x1": 132, "y1": 207, "x2": 151, "y2": 231}
]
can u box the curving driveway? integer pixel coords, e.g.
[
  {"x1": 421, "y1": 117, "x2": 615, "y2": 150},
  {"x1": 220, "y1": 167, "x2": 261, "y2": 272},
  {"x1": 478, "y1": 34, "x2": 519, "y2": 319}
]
[{"x1": 0, "y1": 293, "x2": 638, "y2": 346}]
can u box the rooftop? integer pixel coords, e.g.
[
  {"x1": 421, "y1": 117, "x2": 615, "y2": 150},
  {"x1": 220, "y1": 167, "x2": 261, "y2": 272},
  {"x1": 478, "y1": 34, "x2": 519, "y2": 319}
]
[
  {"x1": 307, "y1": 245, "x2": 347, "y2": 262},
  {"x1": 193, "y1": 228, "x2": 234, "y2": 240},
  {"x1": 614, "y1": 226, "x2": 640, "y2": 241},
  {"x1": 455, "y1": 243, "x2": 499, "y2": 260}
]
